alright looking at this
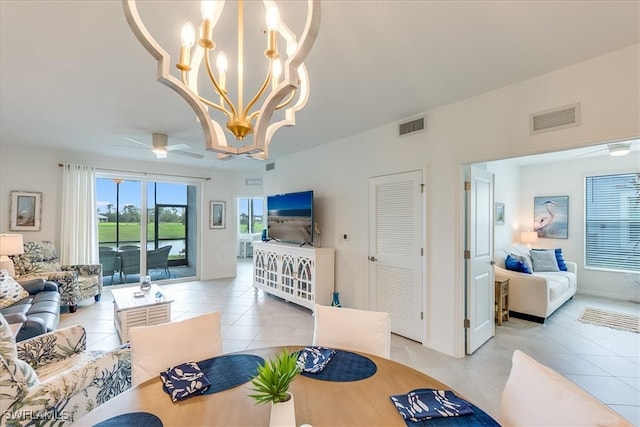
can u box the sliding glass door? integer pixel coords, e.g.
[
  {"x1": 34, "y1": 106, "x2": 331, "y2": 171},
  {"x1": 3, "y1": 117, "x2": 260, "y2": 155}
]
[{"x1": 97, "y1": 176, "x2": 198, "y2": 285}]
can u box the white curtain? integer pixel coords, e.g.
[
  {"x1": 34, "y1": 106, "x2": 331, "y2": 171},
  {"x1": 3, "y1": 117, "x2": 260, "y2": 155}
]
[{"x1": 60, "y1": 163, "x2": 98, "y2": 264}]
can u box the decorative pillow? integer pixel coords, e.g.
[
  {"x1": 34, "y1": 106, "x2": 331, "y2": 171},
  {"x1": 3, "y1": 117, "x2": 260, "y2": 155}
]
[
  {"x1": 0, "y1": 314, "x2": 39, "y2": 390},
  {"x1": 529, "y1": 249, "x2": 560, "y2": 272},
  {"x1": 0, "y1": 276, "x2": 29, "y2": 309},
  {"x1": 505, "y1": 254, "x2": 532, "y2": 274},
  {"x1": 554, "y1": 248, "x2": 568, "y2": 271}
]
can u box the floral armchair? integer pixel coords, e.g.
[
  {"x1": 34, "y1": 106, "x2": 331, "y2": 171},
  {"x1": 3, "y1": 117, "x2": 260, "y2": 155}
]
[
  {"x1": 0, "y1": 314, "x2": 131, "y2": 426},
  {"x1": 11, "y1": 241, "x2": 102, "y2": 313}
]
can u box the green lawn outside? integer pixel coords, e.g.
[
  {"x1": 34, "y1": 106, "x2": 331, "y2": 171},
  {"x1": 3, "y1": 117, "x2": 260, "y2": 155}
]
[{"x1": 98, "y1": 222, "x2": 185, "y2": 243}]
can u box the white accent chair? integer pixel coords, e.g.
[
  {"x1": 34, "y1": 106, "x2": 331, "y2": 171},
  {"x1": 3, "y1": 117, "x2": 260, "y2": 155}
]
[
  {"x1": 312, "y1": 304, "x2": 391, "y2": 359},
  {"x1": 129, "y1": 311, "x2": 223, "y2": 387},
  {"x1": 500, "y1": 350, "x2": 632, "y2": 427}
]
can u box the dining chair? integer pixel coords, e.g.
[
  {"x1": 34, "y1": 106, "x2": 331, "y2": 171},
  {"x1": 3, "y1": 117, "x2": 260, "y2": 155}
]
[
  {"x1": 312, "y1": 304, "x2": 391, "y2": 359},
  {"x1": 500, "y1": 350, "x2": 632, "y2": 427},
  {"x1": 129, "y1": 311, "x2": 223, "y2": 386}
]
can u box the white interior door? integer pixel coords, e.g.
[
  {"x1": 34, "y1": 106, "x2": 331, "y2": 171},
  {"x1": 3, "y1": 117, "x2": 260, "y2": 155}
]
[
  {"x1": 369, "y1": 170, "x2": 423, "y2": 342},
  {"x1": 465, "y1": 166, "x2": 495, "y2": 354}
]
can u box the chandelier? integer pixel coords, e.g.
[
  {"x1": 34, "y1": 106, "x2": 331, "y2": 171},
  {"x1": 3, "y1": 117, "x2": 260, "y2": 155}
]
[{"x1": 123, "y1": 0, "x2": 321, "y2": 160}]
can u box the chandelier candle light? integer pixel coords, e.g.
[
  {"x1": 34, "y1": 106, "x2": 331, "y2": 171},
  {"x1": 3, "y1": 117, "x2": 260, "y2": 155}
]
[{"x1": 123, "y1": 0, "x2": 321, "y2": 160}]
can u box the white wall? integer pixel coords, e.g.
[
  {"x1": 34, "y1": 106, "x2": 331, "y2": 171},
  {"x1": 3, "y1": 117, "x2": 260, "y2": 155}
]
[
  {"x1": 265, "y1": 45, "x2": 640, "y2": 357},
  {"x1": 489, "y1": 161, "x2": 522, "y2": 249},
  {"x1": 0, "y1": 145, "x2": 261, "y2": 281}
]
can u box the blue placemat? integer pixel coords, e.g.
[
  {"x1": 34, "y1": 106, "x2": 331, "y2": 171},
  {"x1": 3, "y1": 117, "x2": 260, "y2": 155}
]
[
  {"x1": 394, "y1": 389, "x2": 500, "y2": 427},
  {"x1": 300, "y1": 349, "x2": 377, "y2": 382},
  {"x1": 198, "y1": 354, "x2": 265, "y2": 394},
  {"x1": 93, "y1": 412, "x2": 162, "y2": 427}
]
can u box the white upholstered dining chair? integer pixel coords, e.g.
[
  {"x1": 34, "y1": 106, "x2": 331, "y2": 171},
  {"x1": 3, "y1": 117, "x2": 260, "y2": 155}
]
[
  {"x1": 312, "y1": 304, "x2": 391, "y2": 359},
  {"x1": 129, "y1": 311, "x2": 223, "y2": 386},
  {"x1": 500, "y1": 350, "x2": 632, "y2": 427}
]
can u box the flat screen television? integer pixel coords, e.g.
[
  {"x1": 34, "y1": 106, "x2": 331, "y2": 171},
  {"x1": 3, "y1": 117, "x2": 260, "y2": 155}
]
[{"x1": 267, "y1": 190, "x2": 313, "y2": 245}]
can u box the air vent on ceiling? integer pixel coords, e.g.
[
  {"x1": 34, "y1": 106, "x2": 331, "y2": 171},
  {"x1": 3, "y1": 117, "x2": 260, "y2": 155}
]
[
  {"x1": 265, "y1": 162, "x2": 275, "y2": 171},
  {"x1": 398, "y1": 116, "x2": 425, "y2": 137},
  {"x1": 530, "y1": 103, "x2": 580, "y2": 135}
]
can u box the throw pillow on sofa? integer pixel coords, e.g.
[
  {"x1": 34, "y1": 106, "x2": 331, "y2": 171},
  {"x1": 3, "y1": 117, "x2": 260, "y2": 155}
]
[
  {"x1": 0, "y1": 271, "x2": 29, "y2": 309},
  {"x1": 505, "y1": 254, "x2": 532, "y2": 274},
  {"x1": 554, "y1": 248, "x2": 568, "y2": 271},
  {"x1": 529, "y1": 249, "x2": 560, "y2": 272}
]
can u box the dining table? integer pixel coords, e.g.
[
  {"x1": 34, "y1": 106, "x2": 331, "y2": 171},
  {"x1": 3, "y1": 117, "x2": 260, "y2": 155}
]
[{"x1": 77, "y1": 346, "x2": 500, "y2": 426}]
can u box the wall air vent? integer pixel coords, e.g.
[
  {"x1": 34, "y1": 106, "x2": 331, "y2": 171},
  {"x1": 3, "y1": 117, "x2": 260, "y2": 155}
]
[
  {"x1": 398, "y1": 116, "x2": 425, "y2": 137},
  {"x1": 530, "y1": 103, "x2": 580, "y2": 135},
  {"x1": 265, "y1": 162, "x2": 275, "y2": 171}
]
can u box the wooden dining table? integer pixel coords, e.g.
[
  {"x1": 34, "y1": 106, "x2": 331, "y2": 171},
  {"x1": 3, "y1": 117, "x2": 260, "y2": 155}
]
[{"x1": 77, "y1": 346, "x2": 498, "y2": 426}]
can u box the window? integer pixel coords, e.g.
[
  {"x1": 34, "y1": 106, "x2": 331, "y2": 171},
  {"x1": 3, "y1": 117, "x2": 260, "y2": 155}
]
[
  {"x1": 238, "y1": 197, "x2": 264, "y2": 235},
  {"x1": 585, "y1": 172, "x2": 640, "y2": 272}
]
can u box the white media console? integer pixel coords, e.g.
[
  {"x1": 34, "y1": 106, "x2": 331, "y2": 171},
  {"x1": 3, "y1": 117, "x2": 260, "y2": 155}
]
[{"x1": 252, "y1": 242, "x2": 335, "y2": 311}]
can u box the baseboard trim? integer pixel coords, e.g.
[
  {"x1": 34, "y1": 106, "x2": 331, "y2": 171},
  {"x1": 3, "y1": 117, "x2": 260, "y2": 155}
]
[{"x1": 509, "y1": 311, "x2": 546, "y2": 324}]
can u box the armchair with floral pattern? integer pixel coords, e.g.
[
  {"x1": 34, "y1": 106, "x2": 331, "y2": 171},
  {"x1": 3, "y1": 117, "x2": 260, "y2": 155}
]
[
  {"x1": 11, "y1": 241, "x2": 102, "y2": 313},
  {"x1": 0, "y1": 314, "x2": 131, "y2": 426}
]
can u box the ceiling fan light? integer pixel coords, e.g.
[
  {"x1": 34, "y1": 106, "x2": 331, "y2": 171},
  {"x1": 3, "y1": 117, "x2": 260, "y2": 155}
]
[
  {"x1": 608, "y1": 142, "x2": 631, "y2": 157},
  {"x1": 153, "y1": 148, "x2": 167, "y2": 158}
]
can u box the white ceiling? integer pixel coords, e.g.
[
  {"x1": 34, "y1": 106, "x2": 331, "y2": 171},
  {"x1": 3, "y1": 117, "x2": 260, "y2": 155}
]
[{"x1": 1, "y1": 1, "x2": 639, "y2": 172}]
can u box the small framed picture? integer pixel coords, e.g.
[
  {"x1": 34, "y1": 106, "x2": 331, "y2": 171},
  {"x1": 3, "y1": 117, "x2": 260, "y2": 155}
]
[
  {"x1": 495, "y1": 202, "x2": 505, "y2": 226},
  {"x1": 210, "y1": 201, "x2": 225, "y2": 229},
  {"x1": 10, "y1": 191, "x2": 42, "y2": 231}
]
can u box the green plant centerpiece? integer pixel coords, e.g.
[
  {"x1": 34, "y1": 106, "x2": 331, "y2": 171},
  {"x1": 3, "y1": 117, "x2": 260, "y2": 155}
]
[{"x1": 249, "y1": 348, "x2": 301, "y2": 404}]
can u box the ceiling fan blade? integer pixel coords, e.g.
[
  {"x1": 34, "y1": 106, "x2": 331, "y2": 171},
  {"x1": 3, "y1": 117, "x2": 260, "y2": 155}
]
[
  {"x1": 166, "y1": 143, "x2": 192, "y2": 151},
  {"x1": 574, "y1": 147, "x2": 606, "y2": 158},
  {"x1": 173, "y1": 150, "x2": 205, "y2": 159},
  {"x1": 112, "y1": 144, "x2": 148, "y2": 151},
  {"x1": 121, "y1": 136, "x2": 151, "y2": 147}
]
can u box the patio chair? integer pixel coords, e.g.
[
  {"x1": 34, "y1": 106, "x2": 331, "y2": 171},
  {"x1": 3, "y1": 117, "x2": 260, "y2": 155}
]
[
  {"x1": 118, "y1": 249, "x2": 140, "y2": 283},
  {"x1": 146, "y1": 245, "x2": 172, "y2": 278},
  {"x1": 99, "y1": 249, "x2": 120, "y2": 284}
]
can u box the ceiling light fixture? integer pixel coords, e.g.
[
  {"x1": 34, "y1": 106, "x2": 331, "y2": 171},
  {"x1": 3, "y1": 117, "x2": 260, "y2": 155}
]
[
  {"x1": 608, "y1": 142, "x2": 631, "y2": 157},
  {"x1": 123, "y1": 0, "x2": 321, "y2": 161}
]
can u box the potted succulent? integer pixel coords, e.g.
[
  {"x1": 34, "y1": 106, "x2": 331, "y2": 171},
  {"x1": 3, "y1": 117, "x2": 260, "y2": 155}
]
[{"x1": 249, "y1": 348, "x2": 301, "y2": 427}]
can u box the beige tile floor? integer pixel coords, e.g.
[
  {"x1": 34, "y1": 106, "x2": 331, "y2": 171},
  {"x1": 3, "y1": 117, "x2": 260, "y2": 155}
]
[{"x1": 60, "y1": 260, "x2": 640, "y2": 425}]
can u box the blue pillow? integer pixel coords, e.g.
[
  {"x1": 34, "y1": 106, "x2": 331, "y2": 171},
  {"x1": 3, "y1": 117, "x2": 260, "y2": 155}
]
[
  {"x1": 505, "y1": 254, "x2": 532, "y2": 274},
  {"x1": 554, "y1": 248, "x2": 568, "y2": 271}
]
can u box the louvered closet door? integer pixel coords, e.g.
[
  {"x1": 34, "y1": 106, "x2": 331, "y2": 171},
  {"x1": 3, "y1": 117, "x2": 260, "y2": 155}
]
[{"x1": 369, "y1": 170, "x2": 423, "y2": 342}]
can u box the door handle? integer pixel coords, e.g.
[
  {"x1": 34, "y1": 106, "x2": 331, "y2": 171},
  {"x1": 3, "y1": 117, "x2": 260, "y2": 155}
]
[
  {"x1": 490, "y1": 260, "x2": 495, "y2": 265},
  {"x1": 368, "y1": 256, "x2": 377, "y2": 262}
]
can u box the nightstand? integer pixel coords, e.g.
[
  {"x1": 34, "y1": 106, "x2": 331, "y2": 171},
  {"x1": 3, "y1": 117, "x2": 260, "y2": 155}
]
[{"x1": 495, "y1": 279, "x2": 509, "y2": 325}]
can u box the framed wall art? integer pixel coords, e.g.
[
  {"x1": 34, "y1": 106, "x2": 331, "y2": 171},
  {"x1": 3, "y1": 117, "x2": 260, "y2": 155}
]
[
  {"x1": 533, "y1": 196, "x2": 568, "y2": 239},
  {"x1": 495, "y1": 202, "x2": 505, "y2": 226},
  {"x1": 210, "y1": 201, "x2": 225, "y2": 229},
  {"x1": 10, "y1": 191, "x2": 42, "y2": 231}
]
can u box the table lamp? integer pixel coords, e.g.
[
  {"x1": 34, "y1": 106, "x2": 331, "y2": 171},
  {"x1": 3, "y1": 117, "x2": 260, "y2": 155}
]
[
  {"x1": 0, "y1": 233, "x2": 24, "y2": 277},
  {"x1": 520, "y1": 231, "x2": 539, "y2": 248}
]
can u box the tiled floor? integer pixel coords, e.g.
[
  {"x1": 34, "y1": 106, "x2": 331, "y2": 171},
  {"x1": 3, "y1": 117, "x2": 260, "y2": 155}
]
[{"x1": 60, "y1": 260, "x2": 640, "y2": 425}]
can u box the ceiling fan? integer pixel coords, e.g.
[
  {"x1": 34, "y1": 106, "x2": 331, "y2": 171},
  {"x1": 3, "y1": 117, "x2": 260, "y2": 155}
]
[
  {"x1": 574, "y1": 141, "x2": 633, "y2": 158},
  {"x1": 119, "y1": 133, "x2": 204, "y2": 159}
]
